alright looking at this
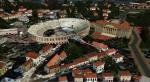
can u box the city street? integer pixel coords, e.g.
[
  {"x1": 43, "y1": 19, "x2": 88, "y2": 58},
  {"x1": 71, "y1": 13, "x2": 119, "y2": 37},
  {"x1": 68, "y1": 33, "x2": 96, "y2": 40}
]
[{"x1": 129, "y1": 29, "x2": 150, "y2": 77}]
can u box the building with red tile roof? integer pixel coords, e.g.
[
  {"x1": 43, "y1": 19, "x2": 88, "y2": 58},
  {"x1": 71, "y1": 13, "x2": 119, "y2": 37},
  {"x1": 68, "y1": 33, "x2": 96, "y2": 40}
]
[
  {"x1": 68, "y1": 62, "x2": 77, "y2": 69},
  {"x1": 98, "y1": 52, "x2": 107, "y2": 59},
  {"x1": 0, "y1": 61, "x2": 7, "y2": 76},
  {"x1": 73, "y1": 57, "x2": 87, "y2": 63},
  {"x1": 96, "y1": 20, "x2": 131, "y2": 30},
  {"x1": 102, "y1": 72, "x2": 114, "y2": 82},
  {"x1": 83, "y1": 68, "x2": 93, "y2": 75},
  {"x1": 84, "y1": 73, "x2": 97, "y2": 82},
  {"x1": 103, "y1": 72, "x2": 113, "y2": 77},
  {"x1": 106, "y1": 48, "x2": 117, "y2": 56},
  {"x1": 94, "y1": 19, "x2": 133, "y2": 39},
  {"x1": 59, "y1": 51, "x2": 67, "y2": 61},
  {"x1": 120, "y1": 70, "x2": 131, "y2": 82},
  {"x1": 93, "y1": 61, "x2": 105, "y2": 73},
  {"x1": 45, "y1": 64, "x2": 60, "y2": 74},
  {"x1": 23, "y1": 58, "x2": 33, "y2": 66},
  {"x1": 59, "y1": 76, "x2": 68, "y2": 82},
  {"x1": 74, "y1": 74, "x2": 84, "y2": 78},
  {"x1": 26, "y1": 51, "x2": 45, "y2": 66},
  {"x1": 47, "y1": 54, "x2": 61, "y2": 67},
  {"x1": 60, "y1": 64, "x2": 70, "y2": 71},
  {"x1": 84, "y1": 73, "x2": 97, "y2": 78},
  {"x1": 92, "y1": 32, "x2": 113, "y2": 40},
  {"x1": 120, "y1": 70, "x2": 131, "y2": 76},
  {"x1": 22, "y1": 58, "x2": 33, "y2": 72},
  {"x1": 73, "y1": 57, "x2": 89, "y2": 67},
  {"x1": 74, "y1": 74, "x2": 84, "y2": 82},
  {"x1": 132, "y1": 75, "x2": 141, "y2": 82},
  {"x1": 92, "y1": 41, "x2": 108, "y2": 51},
  {"x1": 94, "y1": 61, "x2": 104, "y2": 67},
  {"x1": 86, "y1": 52, "x2": 99, "y2": 62},
  {"x1": 113, "y1": 53, "x2": 124, "y2": 63},
  {"x1": 87, "y1": 52, "x2": 98, "y2": 58},
  {"x1": 47, "y1": 64, "x2": 60, "y2": 70},
  {"x1": 26, "y1": 51, "x2": 39, "y2": 59},
  {"x1": 42, "y1": 45, "x2": 53, "y2": 52},
  {"x1": 72, "y1": 68, "x2": 82, "y2": 76}
]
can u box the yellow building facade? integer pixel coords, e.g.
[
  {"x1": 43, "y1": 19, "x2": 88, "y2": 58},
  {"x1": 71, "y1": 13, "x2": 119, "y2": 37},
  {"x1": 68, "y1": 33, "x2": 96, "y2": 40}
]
[{"x1": 95, "y1": 20, "x2": 133, "y2": 39}]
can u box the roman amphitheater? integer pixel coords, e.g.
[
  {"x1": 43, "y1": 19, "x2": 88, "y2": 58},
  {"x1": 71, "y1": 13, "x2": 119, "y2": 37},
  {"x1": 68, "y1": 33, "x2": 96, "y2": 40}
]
[{"x1": 28, "y1": 18, "x2": 90, "y2": 44}]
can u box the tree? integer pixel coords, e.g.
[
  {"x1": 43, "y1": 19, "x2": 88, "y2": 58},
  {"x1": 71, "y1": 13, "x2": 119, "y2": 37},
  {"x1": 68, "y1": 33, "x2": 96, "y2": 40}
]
[
  {"x1": 64, "y1": 0, "x2": 68, "y2": 4},
  {"x1": 127, "y1": 9, "x2": 150, "y2": 49},
  {"x1": 97, "y1": 2, "x2": 105, "y2": 20},
  {"x1": 0, "y1": 17, "x2": 10, "y2": 29},
  {"x1": 66, "y1": 6, "x2": 71, "y2": 17},
  {"x1": 47, "y1": 0, "x2": 59, "y2": 9},
  {"x1": 140, "y1": 27, "x2": 149, "y2": 42},
  {"x1": 3, "y1": 0, "x2": 13, "y2": 13},
  {"x1": 108, "y1": 3, "x2": 119, "y2": 19},
  {"x1": 127, "y1": 9, "x2": 150, "y2": 27},
  {"x1": 63, "y1": 42, "x2": 83, "y2": 63},
  {"x1": 66, "y1": 5, "x2": 76, "y2": 17},
  {"x1": 140, "y1": 27, "x2": 150, "y2": 49},
  {"x1": 85, "y1": 0, "x2": 92, "y2": 8},
  {"x1": 31, "y1": 9, "x2": 38, "y2": 23},
  {"x1": 14, "y1": 0, "x2": 22, "y2": 11},
  {"x1": 104, "y1": 56, "x2": 119, "y2": 75}
]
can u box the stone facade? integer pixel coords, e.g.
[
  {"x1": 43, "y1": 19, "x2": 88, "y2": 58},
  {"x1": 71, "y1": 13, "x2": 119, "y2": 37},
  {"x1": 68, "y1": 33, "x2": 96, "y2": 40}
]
[{"x1": 95, "y1": 20, "x2": 133, "y2": 39}]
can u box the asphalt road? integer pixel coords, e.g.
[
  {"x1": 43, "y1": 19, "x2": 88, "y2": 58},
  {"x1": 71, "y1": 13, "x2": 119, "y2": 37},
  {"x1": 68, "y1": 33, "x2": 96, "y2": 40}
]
[{"x1": 130, "y1": 30, "x2": 150, "y2": 77}]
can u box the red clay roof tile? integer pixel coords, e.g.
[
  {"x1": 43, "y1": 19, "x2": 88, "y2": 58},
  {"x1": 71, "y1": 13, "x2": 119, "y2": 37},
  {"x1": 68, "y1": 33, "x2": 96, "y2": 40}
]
[
  {"x1": 92, "y1": 41, "x2": 108, "y2": 49},
  {"x1": 72, "y1": 68, "x2": 82, "y2": 74},
  {"x1": 94, "y1": 61, "x2": 104, "y2": 67},
  {"x1": 114, "y1": 53, "x2": 124, "y2": 58},
  {"x1": 102, "y1": 72, "x2": 113, "y2": 77},
  {"x1": 87, "y1": 52, "x2": 98, "y2": 58},
  {"x1": 42, "y1": 45, "x2": 53, "y2": 52},
  {"x1": 59, "y1": 51, "x2": 67, "y2": 59},
  {"x1": 98, "y1": 52, "x2": 107, "y2": 58},
  {"x1": 84, "y1": 73, "x2": 97, "y2": 78},
  {"x1": 120, "y1": 70, "x2": 131, "y2": 76},
  {"x1": 47, "y1": 54, "x2": 60, "y2": 67},
  {"x1": 26, "y1": 51, "x2": 39, "y2": 59},
  {"x1": 74, "y1": 74, "x2": 84, "y2": 78},
  {"x1": 73, "y1": 57, "x2": 87, "y2": 63},
  {"x1": 59, "y1": 76, "x2": 68, "y2": 81},
  {"x1": 83, "y1": 68, "x2": 93, "y2": 74},
  {"x1": 106, "y1": 48, "x2": 116, "y2": 54}
]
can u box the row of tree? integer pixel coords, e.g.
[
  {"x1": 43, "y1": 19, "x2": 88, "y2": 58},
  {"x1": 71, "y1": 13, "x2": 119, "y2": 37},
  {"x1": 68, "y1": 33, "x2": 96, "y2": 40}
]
[{"x1": 127, "y1": 9, "x2": 150, "y2": 49}]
